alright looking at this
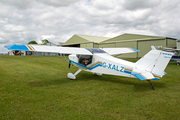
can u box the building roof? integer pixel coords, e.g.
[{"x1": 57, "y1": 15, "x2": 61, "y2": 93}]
[
  {"x1": 100, "y1": 33, "x2": 166, "y2": 43},
  {"x1": 63, "y1": 33, "x2": 177, "y2": 46},
  {"x1": 63, "y1": 34, "x2": 111, "y2": 45},
  {"x1": 77, "y1": 35, "x2": 110, "y2": 43}
]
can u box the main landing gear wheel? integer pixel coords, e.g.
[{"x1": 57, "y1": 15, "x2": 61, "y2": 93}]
[
  {"x1": 152, "y1": 86, "x2": 155, "y2": 90},
  {"x1": 147, "y1": 80, "x2": 155, "y2": 90},
  {"x1": 93, "y1": 73, "x2": 102, "y2": 76}
]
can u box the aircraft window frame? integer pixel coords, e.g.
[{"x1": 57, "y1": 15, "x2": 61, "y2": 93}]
[{"x1": 77, "y1": 55, "x2": 93, "y2": 66}]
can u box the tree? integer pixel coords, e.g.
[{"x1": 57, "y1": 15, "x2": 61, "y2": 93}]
[
  {"x1": 28, "y1": 40, "x2": 38, "y2": 44},
  {"x1": 42, "y1": 39, "x2": 49, "y2": 45}
]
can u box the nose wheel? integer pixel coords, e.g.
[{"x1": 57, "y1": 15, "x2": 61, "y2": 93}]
[
  {"x1": 67, "y1": 73, "x2": 76, "y2": 79},
  {"x1": 67, "y1": 69, "x2": 82, "y2": 80}
]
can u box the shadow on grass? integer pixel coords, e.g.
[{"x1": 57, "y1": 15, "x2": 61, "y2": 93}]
[
  {"x1": 78, "y1": 72, "x2": 167, "y2": 91},
  {"x1": 28, "y1": 78, "x2": 71, "y2": 87},
  {"x1": 28, "y1": 72, "x2": 166, "y2": 91}
]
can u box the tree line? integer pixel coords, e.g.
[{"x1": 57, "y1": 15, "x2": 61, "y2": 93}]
[{"x1": 28, "y1": 39, "x2": 50, "y2": 45}]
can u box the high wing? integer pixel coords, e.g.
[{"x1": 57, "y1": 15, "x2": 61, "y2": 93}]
[
  {"x1": 5, "y1": 44, "x2": 139, "y2": 55},
  {"x1": 28, "y1": 45, "x2": 93, "y2": 55},
  {"x1": 5, "y1": 44, "x2": 92, "y2": 55},
  {"x1": 100, "y1": 47, "x2": 140, "y2": 55}
]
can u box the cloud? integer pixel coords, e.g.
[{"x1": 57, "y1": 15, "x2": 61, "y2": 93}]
[
  {"x1": 123, "y1": 0, "x2": 161, "y2": 10},
  {"x1": 0, "y1": 0, "x2": 32, "y2": 9},
  {"x1": 36, "y1": 0, "x2": 81, "y2": 7},
  {"x1": 0, "y1": 0, "x2": 180, "y2": 53},
  {"x1": 3, "y1": 25, "x2": 24, "y2": 32}
]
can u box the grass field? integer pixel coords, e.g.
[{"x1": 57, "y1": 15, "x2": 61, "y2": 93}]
[{"x1": 0, "y1": 55, "x2": 180, "y2": 120}]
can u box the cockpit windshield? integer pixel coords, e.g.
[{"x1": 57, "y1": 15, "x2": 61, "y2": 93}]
[{"x1": 86, "y1": 48, "x2": 106, "y2": 54}]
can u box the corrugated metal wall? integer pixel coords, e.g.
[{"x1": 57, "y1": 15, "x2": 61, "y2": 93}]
[
  {"x1": 167, "y1": 38, "x2": 176, "y2": 48},
  {"x1": 80, "y1": 42, "x2": 94, "y2": 48},
  {"x1": 137, "y1": 39, "x2": 165, "y2": 57},
  {"x1": 177, "y1": 41, "x2": 180, "y2": 49}
]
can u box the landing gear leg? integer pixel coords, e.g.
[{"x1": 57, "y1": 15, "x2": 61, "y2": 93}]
[
  {"x1": 67, "y1": 69, "x2": 82, "y2": 80},
  {"x1": 147, "y1": 80, "x2": 155, "y2": 90}
]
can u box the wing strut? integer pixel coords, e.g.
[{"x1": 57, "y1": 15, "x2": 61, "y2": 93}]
[
  {"x1": 58, "y1": 53, "x2": 72, "y2": 68},
  {"x1": 59, "y1": 53, "x2": 69, "y2": 63}
]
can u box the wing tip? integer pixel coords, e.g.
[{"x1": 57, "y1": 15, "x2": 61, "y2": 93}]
[{"x1": 129, "y1": 48, "x2": 140, "y2": 52}]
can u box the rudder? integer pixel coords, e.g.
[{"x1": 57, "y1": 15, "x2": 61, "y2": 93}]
[{"x1": 133, "y1": 46, "x2": 174, "y2": 80}]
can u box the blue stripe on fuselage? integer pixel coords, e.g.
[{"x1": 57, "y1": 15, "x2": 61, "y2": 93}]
[{"x1": 70, "y1": 60, "x2": 102, "y2": 70}]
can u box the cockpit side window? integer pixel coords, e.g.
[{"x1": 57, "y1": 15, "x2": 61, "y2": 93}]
[{"x1": 77, "y1": 55, "x2": 92, "y2": 66}]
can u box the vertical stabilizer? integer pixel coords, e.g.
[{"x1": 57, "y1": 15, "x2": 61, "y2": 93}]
[{"x1": 133, "y1": 46, "x2": 174, "y2": 80}]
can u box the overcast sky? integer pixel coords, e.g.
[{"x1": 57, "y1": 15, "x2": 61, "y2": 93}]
[{"x1": 0, "y1": 0, "x2": 180, "y2": 53}]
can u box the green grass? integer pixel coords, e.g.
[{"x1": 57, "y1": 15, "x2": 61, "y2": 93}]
[{"x1": 0, "y1": 55, "x2": 180, "y2": 120}]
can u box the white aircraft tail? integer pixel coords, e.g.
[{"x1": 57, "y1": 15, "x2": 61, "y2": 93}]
[{"x1": 133, "y1": 46, "x2": 174, "y2": 80}]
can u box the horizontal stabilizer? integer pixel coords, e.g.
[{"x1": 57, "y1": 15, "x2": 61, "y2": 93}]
[{"x1": 131, "y1": 69, "x2": 156, "y2": 80}]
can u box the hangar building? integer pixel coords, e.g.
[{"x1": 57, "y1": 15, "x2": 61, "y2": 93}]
[
  {"x1": 177, "y1": 39, "x2": 180, "y2": 49},
  {"x1": 99, "y1": 33, "x2": 176, "y2": 58},
  {"x1": 62, "y1": 34, "x2": 110, "y2": 48},
  {"x1": 63, "y1": 33, "x2": 177, "y2": 58}
]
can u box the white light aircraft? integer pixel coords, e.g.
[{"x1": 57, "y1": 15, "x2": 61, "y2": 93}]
[
  {"x1": 162, "y1": 48, "x2": 180, "y2": 65},
  {"x1": 156, "y1": 46, "x2": 180, "y2": 65},
  {"x1": 5, "y1": 44, "x2": 174, "y2": 90}
]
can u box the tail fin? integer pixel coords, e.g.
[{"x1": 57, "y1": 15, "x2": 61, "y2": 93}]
[{"x1": 133, "y1": 46, "x2": 174, "y2": 80}]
